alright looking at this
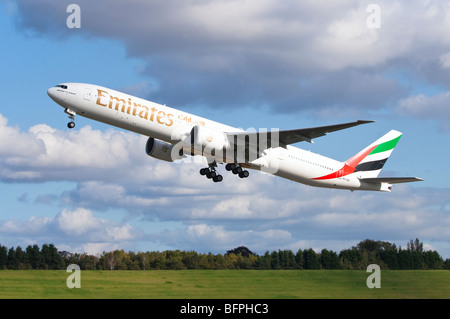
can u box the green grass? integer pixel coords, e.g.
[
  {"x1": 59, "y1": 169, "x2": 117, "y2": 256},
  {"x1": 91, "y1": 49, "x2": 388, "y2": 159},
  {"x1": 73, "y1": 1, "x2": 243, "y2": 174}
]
[{"x1": 0, "y1": 270, "x2": 449, "y2": 299}]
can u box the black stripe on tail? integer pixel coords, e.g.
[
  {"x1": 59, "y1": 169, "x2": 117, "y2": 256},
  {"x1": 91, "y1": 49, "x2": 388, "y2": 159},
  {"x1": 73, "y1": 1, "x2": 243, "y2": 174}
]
[{"x1": 355, "y1": 158, "x2": 387, "y2": 172}]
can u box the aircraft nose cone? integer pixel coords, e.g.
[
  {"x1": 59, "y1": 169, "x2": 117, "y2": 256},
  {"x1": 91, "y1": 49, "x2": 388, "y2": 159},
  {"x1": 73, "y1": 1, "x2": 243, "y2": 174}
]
[
  {"x1": 47, "y1": 86, "x2": 66, "y2": 103},
  {"x1": 47, "y1": 87, "x2": 56, "y2": 99}
]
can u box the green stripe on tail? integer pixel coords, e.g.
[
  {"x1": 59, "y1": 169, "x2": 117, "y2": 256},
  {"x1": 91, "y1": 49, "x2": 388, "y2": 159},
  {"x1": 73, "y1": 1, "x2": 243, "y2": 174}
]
[{"x1": 369, "y1": 135, "x2": 402, "y2": 155}]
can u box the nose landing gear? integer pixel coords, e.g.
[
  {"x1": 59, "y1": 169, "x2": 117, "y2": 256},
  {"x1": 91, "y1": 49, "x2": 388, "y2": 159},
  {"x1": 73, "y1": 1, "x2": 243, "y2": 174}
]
[{"x1": 65, "y1": 108, "x2": 76, "y2": 129}]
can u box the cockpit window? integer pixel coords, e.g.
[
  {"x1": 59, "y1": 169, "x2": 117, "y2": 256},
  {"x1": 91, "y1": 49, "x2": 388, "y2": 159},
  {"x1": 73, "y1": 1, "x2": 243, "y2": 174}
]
[{"x1": 55, "y1": 84, "x2": 68, "y2": 89}]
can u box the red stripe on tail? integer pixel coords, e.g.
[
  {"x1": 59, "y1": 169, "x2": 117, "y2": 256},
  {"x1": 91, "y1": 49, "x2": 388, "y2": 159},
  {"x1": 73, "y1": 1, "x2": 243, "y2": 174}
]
[{"x1": 313, "y1": 145, "x2": 377, "y2": 180}]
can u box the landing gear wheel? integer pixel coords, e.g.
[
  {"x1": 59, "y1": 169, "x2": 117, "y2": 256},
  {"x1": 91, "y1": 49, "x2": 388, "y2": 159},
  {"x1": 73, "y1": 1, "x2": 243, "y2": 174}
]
[
  {"x1": 239, "y1": 170, "x2": 249, "y2": 178},
  {"x1": 229, "y1": 163, "x2": 249, "y2": 178},
  {"x1": 225, "y1": 163, "x2": 235, "y2": 171},
  {"x1": 64, "y1": 108, "x2": 76, "y2": 129},
  {"x1": 232, "y1": 166, "x2": 243, "y2": 175},
  {"x1": 200, "y1": 161, "x2": 223, "y2": 182}
]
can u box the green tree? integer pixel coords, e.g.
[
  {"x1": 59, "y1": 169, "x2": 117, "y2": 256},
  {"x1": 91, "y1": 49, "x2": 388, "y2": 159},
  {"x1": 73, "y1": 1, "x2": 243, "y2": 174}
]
[
  {"x1": 166, "y1": 250, "x2": 186, "y2": 269},
  {"x1": 379, "y1": 248, "x2": 399, "y2": 270},
  {"x1": 320, "y1": 249, "x2": 340, "y2": 269},
  {"x1": 126, "y1": 251, "x2": 141, "y2": 270},
  {"x1": 7, "y1": 247, "x2": 18, "y2": 269},
  {"x1": 279, "y1": 250, "x2": 297, "y2": 269},
  {"x1": 303, "y1": 248, "x2": 320, "y2": 269},
  {"x1": 339, "y1": 249, "x2": 362, "y2": 269},
  {"x1": 41, "y1": 244, "x2": 64, "y2": 269},
  {"x1": 153, "y1": 251, "x2": 167, "y2": 269},
  {"x1": 113, "y1": 250, "x2": 131, "y2": 270},
  {"x1": 270, "y1": 251, "x2": 280, "y2": 269},
  {"x1": 0, "y1": 245, "x2": 8, "y2": 269},
  {"x1": 41, "y1": 244, "x2": 50, "y2": 269},
  {"x1": 444, "y1": 258, "x2": 450, "y2": 270},
  {"x1": 214, "y1": 253, "x2": 227, "y2": 269},
  {"x1": 26, "y1": 244, "x2": 42, "y2": 269},
  {"x1": 257, "y1": 251, "x2": 272, "y2": 269},
  {"x1": 15, "y1": 246, "x2": 29, "y2": 269},
  {"x1": 196, "y1": 253, "x2": 213, "y2": 269},
  {"x1": 356, "y1": 239, "x2": 396, "y2": 253},
  {"x1": 226, "y1": 246, "x2": 256, "y2": 257},
  {"x1": 223, "y1": 253, "x2": 237, "y2": 269},
  {"x1": 295, "y1": 249, "x2": 304, "y2": 269},
  {"x1": 398, "y1": 248, "x2": 413, "y2": 269},
  {"x1": 407, "y1": 238, "x2": 423, "y2": 252},
  {"x1": 100, "y1": 251, "x2": 117, "y2": 270},
  {"x1": 182, "y1": 251, "x2": 200, "y2": 269},
  {"x1": 423, "y1": 250, "x2": 443, "y2": 269}
]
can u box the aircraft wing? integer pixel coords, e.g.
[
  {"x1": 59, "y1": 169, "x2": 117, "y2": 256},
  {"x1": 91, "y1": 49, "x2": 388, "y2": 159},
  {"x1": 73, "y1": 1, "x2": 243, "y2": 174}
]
[{"x1": 227, "y1": 120, "x2": 374, "y2": 146}]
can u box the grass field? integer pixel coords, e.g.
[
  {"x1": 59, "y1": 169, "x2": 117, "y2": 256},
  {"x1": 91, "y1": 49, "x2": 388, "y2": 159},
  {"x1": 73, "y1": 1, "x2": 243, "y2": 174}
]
[{"x1": 0, "y1": 270, "x2": 449, "y2": 299}]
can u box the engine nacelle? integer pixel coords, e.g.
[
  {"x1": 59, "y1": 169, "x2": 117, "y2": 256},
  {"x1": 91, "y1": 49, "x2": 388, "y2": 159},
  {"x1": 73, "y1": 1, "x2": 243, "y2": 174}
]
[
  {"x1": 190, "y1": 125, "x2": 230, "y2": 156},
  {"x1": 145, "y1": 137, "x2": 183, "y2": 162}
]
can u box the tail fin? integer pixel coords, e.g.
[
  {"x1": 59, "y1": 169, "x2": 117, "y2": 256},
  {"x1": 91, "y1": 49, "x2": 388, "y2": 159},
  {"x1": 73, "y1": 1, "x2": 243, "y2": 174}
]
[{"x1": 345, "y1": 130, "x2": 402, "y2": 179}]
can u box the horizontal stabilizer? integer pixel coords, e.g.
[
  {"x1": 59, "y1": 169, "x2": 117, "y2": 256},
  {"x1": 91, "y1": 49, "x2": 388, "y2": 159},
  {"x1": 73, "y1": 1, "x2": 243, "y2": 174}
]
[{"x1": 360, "y1": 177, "x2": 424, "y2": 184}]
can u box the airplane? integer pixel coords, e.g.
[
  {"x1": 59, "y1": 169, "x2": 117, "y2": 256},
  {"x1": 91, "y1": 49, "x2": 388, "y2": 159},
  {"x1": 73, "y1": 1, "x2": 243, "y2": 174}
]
[{"x1": 47, "y1": 83, "x2": 423, "y2": 192}]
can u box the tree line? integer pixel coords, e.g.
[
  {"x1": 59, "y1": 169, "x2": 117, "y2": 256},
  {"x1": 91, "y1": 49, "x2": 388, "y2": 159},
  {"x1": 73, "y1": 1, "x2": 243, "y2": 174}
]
[{"x1": 1, "y1": 239, "x2": 449, "y2": 270}]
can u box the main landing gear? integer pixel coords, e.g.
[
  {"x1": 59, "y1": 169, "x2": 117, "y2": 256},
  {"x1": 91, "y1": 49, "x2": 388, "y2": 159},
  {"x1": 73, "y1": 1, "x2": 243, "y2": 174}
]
[
  {"x1": 65, "y1": 108, "x2": 76, "y2": 129},
  {"x1": 225, "y1": 163, "x2": 249, "y2": 178},
  {"x1": 199, "y1": 162, "x2": 250, "y2": 183},
  {"x1": 200, "y1": 162, "x2": 223, "y2": 183}
]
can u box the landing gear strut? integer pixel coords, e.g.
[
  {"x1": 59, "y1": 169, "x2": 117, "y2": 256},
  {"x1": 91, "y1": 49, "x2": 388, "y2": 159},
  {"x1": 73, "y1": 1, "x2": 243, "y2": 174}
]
[
  {"x1": 225, "y1": 163, "x2": 249, "y2": 178},
  {"x1": 65, "y1": 108, "x2": 76, "y2": 129},
  {"x1": 199, "y1": 162, "x2": 223, "y2": 182}
]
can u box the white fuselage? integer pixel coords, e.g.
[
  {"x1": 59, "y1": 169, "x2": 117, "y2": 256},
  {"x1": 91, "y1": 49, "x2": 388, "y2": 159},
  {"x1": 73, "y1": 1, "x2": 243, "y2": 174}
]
[{"x1": 47, "y1": 83, "x2": 383, "y2": 191}]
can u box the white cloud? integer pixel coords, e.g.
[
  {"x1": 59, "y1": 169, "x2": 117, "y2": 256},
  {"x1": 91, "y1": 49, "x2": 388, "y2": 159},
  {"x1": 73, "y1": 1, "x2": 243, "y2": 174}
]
[
  {"x1": 155, "y1": 223, "x2": 294, "y2": 253},
  {"x1": 12, "y1": 1, "x2": 450, "y2": 114},
  {"x1": 0, "y1": 113, "x2": 150, "y2": 183},
  {"x1": 56, "y1": 208, "x2": 102, "y2": 236},
  {"x1": 1, "y1": 112, "x2": 449, "y2": 256},
  {"x1": 439, "y1": 52, "x2": 450, "y2": 69},
  {"x1": 0, "y1": 208, "x2": 138, "y2": 254},
  {"x1": 0, "y1": 114, "x2": 44, "y2": 158},
  {"x1": 0, "y1": 216, "x2": 52, "y2": 235},
  {"x1": 397, "y1": 91, "x2": 450, "y2": 129}
]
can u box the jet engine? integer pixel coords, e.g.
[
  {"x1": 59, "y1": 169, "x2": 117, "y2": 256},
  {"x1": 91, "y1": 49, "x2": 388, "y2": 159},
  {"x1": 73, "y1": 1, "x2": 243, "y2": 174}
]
[
  {"x1": 190, "y1": 125, "x2": 230, "y2": 156},
  {"x1": 145, "y1": 137, "x2": 183, "y2": 162}
]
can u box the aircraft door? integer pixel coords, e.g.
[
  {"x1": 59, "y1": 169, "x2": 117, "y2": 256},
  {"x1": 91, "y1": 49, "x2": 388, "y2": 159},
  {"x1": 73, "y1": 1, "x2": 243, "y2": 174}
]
[{"x1": 84, "y1": 88, "x2": 93, "y2": 101}]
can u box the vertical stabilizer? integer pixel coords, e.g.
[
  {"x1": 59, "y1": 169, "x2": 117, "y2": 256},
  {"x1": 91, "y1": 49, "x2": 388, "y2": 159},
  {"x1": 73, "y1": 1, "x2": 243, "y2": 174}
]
[{"x1": 347, "y1": 130, "x2": 402, "y2": 178}]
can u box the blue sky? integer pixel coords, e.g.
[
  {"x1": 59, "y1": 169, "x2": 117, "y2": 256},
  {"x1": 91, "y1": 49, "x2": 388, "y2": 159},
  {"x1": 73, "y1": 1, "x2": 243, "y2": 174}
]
[{"x1": 1, "y1": 0, "x2": 450, "y2": 258}]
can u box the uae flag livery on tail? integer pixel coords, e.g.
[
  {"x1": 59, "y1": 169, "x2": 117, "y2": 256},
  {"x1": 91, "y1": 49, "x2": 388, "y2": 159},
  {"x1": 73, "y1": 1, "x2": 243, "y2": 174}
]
[
  {"x1": 314, "y1": 130, "x2": 418, "y2": 182},
  {"x1": 353, "y1": 130, "x2": 402, "y2": 179}
]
